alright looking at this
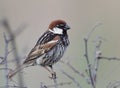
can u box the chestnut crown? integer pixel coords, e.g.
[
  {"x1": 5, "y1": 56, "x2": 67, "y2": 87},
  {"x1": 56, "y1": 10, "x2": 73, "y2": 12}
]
[{"x1": 49, "y1": 20, "x2": 70, "y2": 30}]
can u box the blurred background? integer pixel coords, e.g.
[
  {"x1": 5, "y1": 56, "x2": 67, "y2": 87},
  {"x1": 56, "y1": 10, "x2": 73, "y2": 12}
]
[{"x1": 0, "y1": 0, "x2": 120, "y2": 88}]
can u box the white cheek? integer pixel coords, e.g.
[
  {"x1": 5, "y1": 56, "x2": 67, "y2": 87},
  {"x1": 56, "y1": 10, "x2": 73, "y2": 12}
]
[{"x1": 49, "y1": 27, "x2": 63, "y2": 34}]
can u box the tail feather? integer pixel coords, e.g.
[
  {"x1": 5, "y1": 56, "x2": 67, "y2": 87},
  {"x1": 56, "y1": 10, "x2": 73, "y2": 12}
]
[{"x1": 8, "y1": 65, "x2": 26, "y2": 79}]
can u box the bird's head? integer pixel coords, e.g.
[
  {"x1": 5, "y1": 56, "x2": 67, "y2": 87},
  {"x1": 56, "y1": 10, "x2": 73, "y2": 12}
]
[{"x1": 48, "y1": 19, "x2": 70, "y2": 34}]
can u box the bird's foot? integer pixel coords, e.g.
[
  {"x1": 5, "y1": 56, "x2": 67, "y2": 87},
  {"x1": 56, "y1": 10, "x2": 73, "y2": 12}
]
[{"x1": 49, "y1": 72, "x2": 57, "y2": 79}]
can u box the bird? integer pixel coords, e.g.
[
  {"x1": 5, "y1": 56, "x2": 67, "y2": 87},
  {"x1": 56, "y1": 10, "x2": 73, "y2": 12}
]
[{"x1": 8, "y1": 19, "x2": 70, "y2": 79}]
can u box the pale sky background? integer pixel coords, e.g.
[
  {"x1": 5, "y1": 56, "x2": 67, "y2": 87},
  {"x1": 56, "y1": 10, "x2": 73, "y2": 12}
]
[{"x1": 0, "y1": 0, "x2": 120, "y2": 88}]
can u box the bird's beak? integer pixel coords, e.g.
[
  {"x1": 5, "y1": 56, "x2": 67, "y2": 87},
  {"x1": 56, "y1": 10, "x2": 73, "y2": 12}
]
[{"x1": 64, "y1": 24, "x2": 70, "y2": 30}]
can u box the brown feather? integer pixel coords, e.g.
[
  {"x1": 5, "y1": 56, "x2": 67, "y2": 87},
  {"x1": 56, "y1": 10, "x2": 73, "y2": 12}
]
[
  {"x1": 49, "y1": 20, "x2": 66, "y2": 29},
  {"x1": 8, "y1": 19, "x2": 70, "y2": 79},
  {"x1": 23, "y1": 35, "x2": 60, "y2": 64}
]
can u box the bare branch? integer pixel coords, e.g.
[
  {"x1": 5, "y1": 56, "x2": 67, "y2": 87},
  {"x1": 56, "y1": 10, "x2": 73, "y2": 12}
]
[
  {"x1": 99, "y1": 56, "x2": 120, "y2": 61},
  {"x1": 60, "y1": 60, "x2": 90, "y2": 84},
  {"x1": 60, "y1": 69, "x2": 82, "y2": 88},
  {"x1": 92, "y1": 36, "x2": 103, "y2": 85},
  {"x1": 83, "y1": 23, "x2": 102, "y2": 88},
  {"x1": 0, "y1": 85, "x2": 27, "y2": 88},
  {"x1": 40, "y1": 81, "x2": 71, "y2": 88},
  {"x1": 47, "y1": 82, "x2": 72, "y2": 88},
  {"x1": 3, "y1": 33, "x2": 9, "y2": 88},
  {"x1": 84, "y1": 38, "x2": 95, "y2": 88},
  {"x1": 1, "y1": 18, "x2": 24, "y2": 88},
  {"x1": 52, "y1": 78, "x2": 58, "y2": 88},
  {"x1": 84, "y1": 23, "x2": 102, "y2": 40},
  {"x1": 0, "y1": 33, "x2": 15, "y2": 64},
  {"x1": 0, "y1": 57, "x2": 4, "y2": 63},
  {"x1": 13, "y1": 23, "x2": 28, "y2": 37},
  {"x1": 8, "y1": 48, "x2": 15, "y2": 54},
  {"x1": 40, "y1": 82, "x2": 48, "y2": 88},
  {"x1": 0, "y1": 68, "x2": 12, "y2": 71},
  {"x1": 107, "y1": 81, "x2": 120, "y2": 88}
]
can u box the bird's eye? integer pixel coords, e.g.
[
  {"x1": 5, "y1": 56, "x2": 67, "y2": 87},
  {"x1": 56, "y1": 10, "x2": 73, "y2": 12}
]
[
  {"x1": 56, "y1": 24, "x2": 65, "y2": 28},
  {"x1": 56, "y1": 25, "x2": 59, "y2": 27},
  {"x1": 59, "y1": 24, "x2": 65, "y2": 27}
]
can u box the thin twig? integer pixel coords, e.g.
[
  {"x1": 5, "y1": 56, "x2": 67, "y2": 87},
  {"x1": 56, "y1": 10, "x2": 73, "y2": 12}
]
[
  {"x1": 84, "y1": 23, "x2": 102, "y2": 88},
  {"x1": 52, "y1": 79, "x2": 58, "y2": 88},
  {"x1": 107, "y1": 81, "x2": 120, "y2": 88},
  {"x1": 13, "y1": 23, "x2": 28, "y2": 37},
  {"x1": 60, "y1": 60, "x2": 90, "y2": 83},
  {"x1": 0, "y1": 57, "x2": 5, "y2": 64},
  {"x1": 0, "y1": 85, "x2": 27, "y2": 88},
  {"x1": 2, "y1": 18, "x2": 24, "y2": 88},
  {"x1": 8, "y1": 48, "x2": 15, "y2": 54},
  {"x1": 60, "y1": 69, "x2": 82, "y2": 88},
  {"x1": 0, "y1": 56, "x2": 4, "y2": 60},
  {"x1": 99, "y1": 57, "x2": 120, "y2": 61},
  {"x1": 93, "y1": 37, "x2": 102, "y2": 85},
  {"x1": 0, "y1": 68, "x2": 12, "y2": 71},
  {"x1": 40, "y1": 82, "x2": 47, "y2": 88},
  {"x1": 0, "y1": 48, "x2": 15, "y2": 64},
  {"x1": 47, "y1": 82, "x2": 72, "y2": 88},
  {"x1": 84, "y1": 38, "x2": 95, "y2": 88},
  {"x1": 40, "y1": 81, "x2": 71, "y2": 88},
  {"x1": 3, "y1": 33, "x2": 9, "y2": 88},
  {"x1": 84, "y1": 23, "x2": 102, "y2": 40}
]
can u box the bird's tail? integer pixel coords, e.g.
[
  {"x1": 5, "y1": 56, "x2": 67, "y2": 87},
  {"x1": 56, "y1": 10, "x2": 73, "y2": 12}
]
[{"x1": 7, "y1": 65, "x2": 26, "y2": 79}]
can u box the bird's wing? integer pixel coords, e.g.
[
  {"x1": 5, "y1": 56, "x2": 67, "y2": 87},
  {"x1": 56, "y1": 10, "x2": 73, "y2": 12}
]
[{"x1": 23, "y1": 35, "x2": 60, "y2": 64}]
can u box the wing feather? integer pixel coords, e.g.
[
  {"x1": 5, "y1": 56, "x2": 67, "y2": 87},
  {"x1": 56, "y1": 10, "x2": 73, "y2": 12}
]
[{"x1": 23, "y1": 34, "x2": 60, "y2": 64}]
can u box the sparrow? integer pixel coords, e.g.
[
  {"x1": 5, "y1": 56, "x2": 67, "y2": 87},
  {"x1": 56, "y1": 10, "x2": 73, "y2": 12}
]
[{"x1": 8, "y1": 19, "x2": 70, "y2": 79}]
